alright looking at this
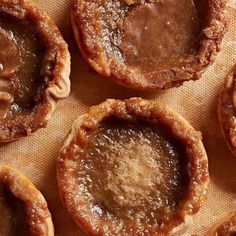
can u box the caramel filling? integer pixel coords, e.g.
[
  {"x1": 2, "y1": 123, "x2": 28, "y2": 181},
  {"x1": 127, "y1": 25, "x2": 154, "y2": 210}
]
[
  {"x1": 0, "y1": 28, "x2": 20, "y2": 78},
  {"x1": 120, "y1": 0, "x2": 202, "y2": 70},
  {"x1": 77, "y1": 119, "x2": 188, "y2": 228},
  {"x1": 0, "y1": 14, "x2": 45, "y2": 118},
  {"x1": 0, "y1": 186, "x2": 28, "y2": 235}
]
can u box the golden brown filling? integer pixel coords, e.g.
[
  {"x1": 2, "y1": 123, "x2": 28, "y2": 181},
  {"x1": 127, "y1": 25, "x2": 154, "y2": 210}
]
[
  {"x1": 0, "y1": 13, "x2": 45, "y2": 119},
  {"x1": 0, "y1": 186, "x2": 28, "y2": 235},
  {"x1": 0, "y1": 28, "x2": 20, "y2": 78},
  {"x1": 120, "y1": 0, "x2": 202, "y2": 70},
  {"x1": 76, "y1": 119, "x2": 188, "y2": 229}
]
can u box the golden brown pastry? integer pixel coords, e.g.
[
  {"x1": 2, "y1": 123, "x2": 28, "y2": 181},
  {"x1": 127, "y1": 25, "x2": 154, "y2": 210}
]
[
  {"x1": 205, "y1": 212, "x2": 236, "y2": 235},
  {"x1": 0, "y1": 0, "x2": 71, "y2": 142},
  {"x1": 57, "y1": 98, "x2": 209, "y2": 236},
  {"x1": 71, "y1": 0, "x2": 228, "y2": 90},
  {"x1": 0, "y1": 164, "x2": 54, "y2": 236},
  {"x1": 218, "y1": 64, "x2": 236, "y2": 157}
]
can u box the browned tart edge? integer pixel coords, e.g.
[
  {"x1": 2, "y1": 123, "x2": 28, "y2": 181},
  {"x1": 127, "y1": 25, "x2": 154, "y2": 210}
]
[
  {"x1": 71, "y1": 0, "x2": 228, "y2": 90},
  {"x1": 0, "y1": 0, "x2": 71, "y2": 142},
  {"x1": 57, "y1": 98, "x2": 209, "y2": 235},
  {"x1": 0, "y1": 164, "x2": 54, "y2": 236},
  {"x1": 218, "y1": 64, "x2": 236, "y2": 157},
  {"x1": 205, "y1": 212, "x2": 236, "y2": 235}
]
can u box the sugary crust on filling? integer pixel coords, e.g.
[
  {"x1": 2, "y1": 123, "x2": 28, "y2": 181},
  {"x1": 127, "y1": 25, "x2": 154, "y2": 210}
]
[
  {"x1": 0, "y1": 0, "x2": 71, "y2": 142},
  {"x1": 205, "y1": 212, "x2": 236, "y2": 235},
  {"x1": 71, "y1": 0, "x2": 228, "y2": 90},
  {"x1": 0, "y1": 165, "x2": 54, "y2": 236},
  {"x1": 218, "y1": 64, "x2": 236, "y2": 157},
  {"x1": 57, "y1": 98, "x2": 209, "y2": 236}
]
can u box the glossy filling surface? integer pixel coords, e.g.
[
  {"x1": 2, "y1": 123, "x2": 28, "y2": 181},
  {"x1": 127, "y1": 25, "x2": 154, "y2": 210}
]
[
  {"x1": 76, "y1": 118, "x2": 188, "y2": 230},
  {"x1": 0, "y1": 13, "x2": 45, "y2": 119},
  {"x1": 120, "y1": 0, "x2": 202, "y2": 70},
  {"x1": 0, "y1": 185, "x2": 28, "y2": 235}
]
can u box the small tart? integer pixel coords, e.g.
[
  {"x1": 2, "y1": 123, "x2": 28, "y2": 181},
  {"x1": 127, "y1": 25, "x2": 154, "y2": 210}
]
[
  {"x1": 218, "y1": 64, "x2": 236, "y2": 157},
  {"x1": 0, "y1": 164, "x2": 54, "y2": 236},
  {"x1": 205, "y1": 213, "x2": 236, "y2": 235},
  {"x1": 0, "y1": 0, "x2": 71, "y2": 142},
  {"x1": 57, "y1": 98, "x2": 209, "y2": 235},
  {"x1": 71, "y1": 0, "x2": 228, "y2": 90}
]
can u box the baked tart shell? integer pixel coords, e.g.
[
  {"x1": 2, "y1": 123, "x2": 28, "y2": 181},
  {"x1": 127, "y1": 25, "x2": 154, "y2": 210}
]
[
  {"x1": 0, "y1": 164, "x2": 54, "y2": 236},
  {"x1": 218, "y1": 64, "x2": 236, "y2": 157},
  {"x1": 71, "y1": 0, "x2": 228, "y2": 90},
  {"x1": 57, "y1": 98, "x2": 209, "y2": 235},
  {"x1": 0, "y1": 0, "x2": 71, "y2": 142},
  {"x1": 205, "y1": 212, "x2": 236, "y2": 235}
]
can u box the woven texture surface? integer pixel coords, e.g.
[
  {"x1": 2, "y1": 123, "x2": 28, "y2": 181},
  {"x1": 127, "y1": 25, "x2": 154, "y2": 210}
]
[{"x1": 0, "y1": 0, "x2": 236, "y2": 235}]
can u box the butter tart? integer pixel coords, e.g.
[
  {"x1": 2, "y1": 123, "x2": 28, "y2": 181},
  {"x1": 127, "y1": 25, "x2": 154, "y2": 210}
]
[
  {"x1": 57, "y1": 98, "x2": 209, "y2": 235},
  {"x1": 218, "y1": 64, "x2": 236, "y2": 157},
  {"x1": 205, "y1": 212, "x2": 236, "y2": 235},
  {"x1": 0, "y1": 0, "x2": 71, "y2": 142},
  {"x1": 71, "y1": 0, "x2": 228, "y2": 90},
  {"x1": 0, "y1": 165, "x2": 54, "y2": 235}
]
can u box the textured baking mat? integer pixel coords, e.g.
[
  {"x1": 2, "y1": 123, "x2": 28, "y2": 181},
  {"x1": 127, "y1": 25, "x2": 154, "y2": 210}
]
[{"x1": 0, "y1": 0, "x2": 236, "y2": 235}]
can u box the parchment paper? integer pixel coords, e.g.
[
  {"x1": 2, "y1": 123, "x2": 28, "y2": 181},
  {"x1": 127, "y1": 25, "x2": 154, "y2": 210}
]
[{"x1": 0, "y1": 0, "x2": 236, "y2": 235}]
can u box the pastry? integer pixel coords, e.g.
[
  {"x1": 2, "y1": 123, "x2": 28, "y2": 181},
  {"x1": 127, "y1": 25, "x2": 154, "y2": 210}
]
[
  {"x1": 218, "y1": 64, "x2": 236, "y2": 157},
  {"x1": 0, "y1": 0, "x2": 71, "y2": 142},
  {"x1": 57, "y1": 98, "x2": 209, "y2": 235},
  {"x1": 205, "y1": 212, "x2": 236, "y2": 235},
  {"x1": 71, "y1": 0, "x2": 228, "y2": 90},
  {"x1": 0, "y1": 164, "x2": 54, "y2": 235}
]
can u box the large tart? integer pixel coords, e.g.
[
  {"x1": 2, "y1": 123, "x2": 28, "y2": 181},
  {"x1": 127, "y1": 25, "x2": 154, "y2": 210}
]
[
  {"x1": 0, "y1": 165, "x2": 54, "y2": 235},
  {"x1": 0, "y1": 0, "x2": 71, "y2": 142},
  {"x1": 57, "y1": 98, "x2": 209, "y2": 235},
  {"x1": 71, "y1": 0, "x2": 228, "y2": 90},
  {"x1": 218, "y1": 64, "x2": 236, "y2": 157},
  {"x1": 205, "y1": 213, "x2": 236, "y2": 235}
]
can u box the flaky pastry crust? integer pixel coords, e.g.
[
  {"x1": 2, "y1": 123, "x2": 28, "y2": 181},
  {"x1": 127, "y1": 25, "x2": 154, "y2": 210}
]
[
  {"x1": 0, "y1": 164, "x2": 54, "y2": 236},
  {"x1": 71, "y1": 0, "x2": 228, "y2": 90},
  {"x1": 57, "y1": 98, "x2": 209, "y2": 235},
  {"x1": 205, "y1": 212, "x2": 236, "y2": 235},
  {"x1": 218, "y1": 64, "x2": 236, "y2": 157},
  {"x1": 0, "y1": 0, "x2": 71, "y2": 142}
]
